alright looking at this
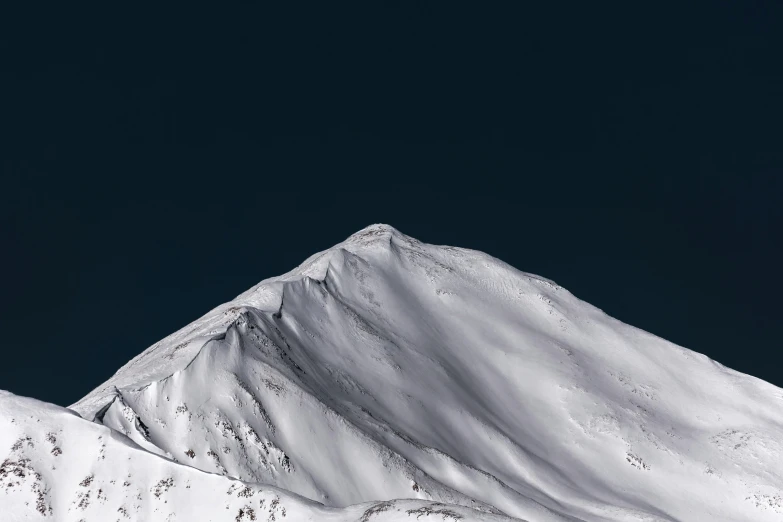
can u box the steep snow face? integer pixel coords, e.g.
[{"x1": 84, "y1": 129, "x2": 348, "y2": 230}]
[
  {"x1": 0, "y1": 391, "x2": 513, "y2": 521},
  {"x1": 7, "y1": 224, "x2": 783, "y2": 521}
]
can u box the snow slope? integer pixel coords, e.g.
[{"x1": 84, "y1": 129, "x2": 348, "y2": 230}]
[
  {"x1": 3, "y1": 224, "x2": 783, "y2": 521},
  {"x1": 0, "y1": 391, "x2": 513, "y2": 521}
]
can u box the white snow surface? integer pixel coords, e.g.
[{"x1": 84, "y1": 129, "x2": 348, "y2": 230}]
[
  {"x1": 0, "y1": 391, "x2": 508, "y2": 522},
  {"x1": 3, "y1": 224, "x2": 783, "y2": 521}
]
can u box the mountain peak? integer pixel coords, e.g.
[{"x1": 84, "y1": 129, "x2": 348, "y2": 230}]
[
  {"x1": 16, "y1": 229, "x2": 783, "y2": 522},
  {"x1": 350, "y1": 223, "x2": 400, "y2": 236},
  {"x1": 341, "y1": 223, "x2": 402, "y2": 247}
]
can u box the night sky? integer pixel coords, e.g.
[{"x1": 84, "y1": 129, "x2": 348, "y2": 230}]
[{"x1": 2, "y1": 4, "x2": 782, "y2": 407}]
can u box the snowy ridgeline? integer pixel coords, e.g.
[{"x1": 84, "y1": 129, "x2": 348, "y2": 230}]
[{"x1": 2, "y1": 224, "x2": 783, "y2": 521}]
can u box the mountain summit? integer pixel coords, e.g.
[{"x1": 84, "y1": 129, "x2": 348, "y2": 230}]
[{"x1": 3, "y1": 225, "x2": 782, "y2": 521}]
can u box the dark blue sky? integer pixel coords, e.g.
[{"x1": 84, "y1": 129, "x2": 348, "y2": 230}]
[{"x1": 2, "y1": 3, "x2": 782, "y2": 406}]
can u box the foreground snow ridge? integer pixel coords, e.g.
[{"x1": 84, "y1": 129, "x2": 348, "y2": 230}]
[{"x1": 3, "y1": 224, "x2": 782, "y2": 521}]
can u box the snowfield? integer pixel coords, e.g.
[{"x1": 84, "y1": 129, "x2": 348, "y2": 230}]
[
  {"x1": 0, "y1": 391, "x2": 514, "y2": 522},
  {"x1": 2, "y1": 224, "x2": 782, "y2": 521}
]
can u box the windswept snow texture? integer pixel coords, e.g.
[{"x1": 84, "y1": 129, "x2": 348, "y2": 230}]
[{"x1": 3, "y1": 224, "x2": 783, "y2": 521}]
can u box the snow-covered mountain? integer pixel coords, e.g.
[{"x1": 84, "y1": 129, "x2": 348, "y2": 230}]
[{"x1": 3, "y1": 224, "x2": 783, "y2": 521}]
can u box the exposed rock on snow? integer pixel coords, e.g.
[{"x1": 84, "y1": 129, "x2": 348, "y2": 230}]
[{"x1": 0, "y1": 392, "x2": 514, "y2": 521}]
